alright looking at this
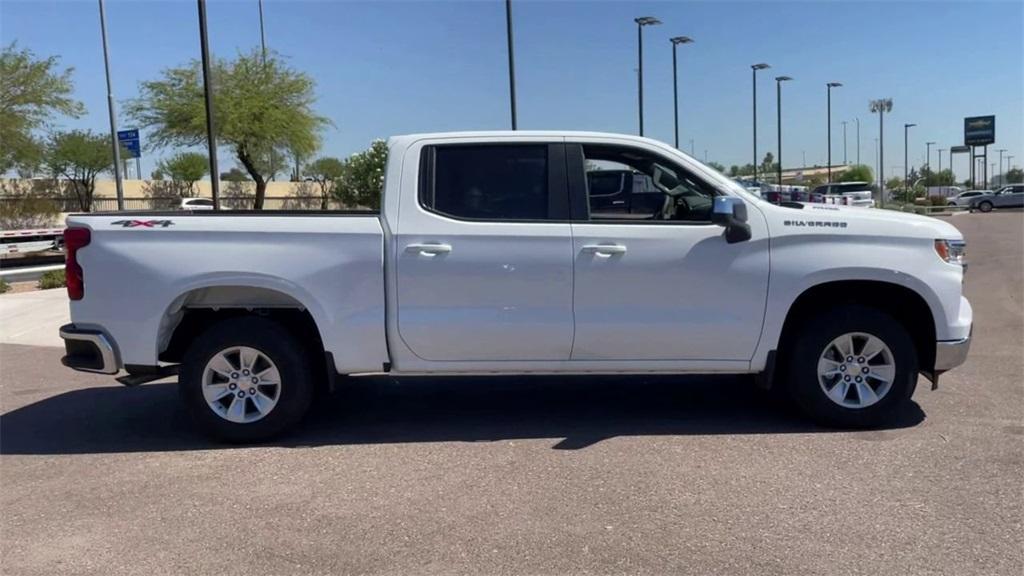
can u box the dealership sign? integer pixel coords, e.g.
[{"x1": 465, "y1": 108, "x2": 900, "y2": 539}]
[{"x1": 964, "y1": 116, "x2": 995, "y2": 146}]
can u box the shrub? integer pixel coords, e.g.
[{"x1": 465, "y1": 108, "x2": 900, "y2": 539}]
[
  {"x1": 37, "y1": 269, "x2": 66, "y2": 290},
  {"x1": 0, "y1": 277, "x2": 10, "y2": 294}
]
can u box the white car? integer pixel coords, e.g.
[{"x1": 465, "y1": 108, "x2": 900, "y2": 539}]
[
  {"x1": 58, "y1": 131, "x2": 972, "y2": 441},
  {"x1": 947, "y1": 190, "x2": 992, "y2": 207},
  {"x1": 179, "y1": 198, "x2": 215, "y2": 210}
]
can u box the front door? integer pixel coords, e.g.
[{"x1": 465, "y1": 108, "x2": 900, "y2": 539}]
[
  {"x1": 395, "y1": 141, "x2": 575, "y2": 362},
  {"x1": 567, "y1": 140, "x2": 770, "y2": 361}
]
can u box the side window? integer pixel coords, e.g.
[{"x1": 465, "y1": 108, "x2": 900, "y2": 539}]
[
  {"x1": 581, "y1": 144, "x2": 717, "y2": 222},
  {"x1": 421, "y1": 144, "x2": 551, "y2": 220}
]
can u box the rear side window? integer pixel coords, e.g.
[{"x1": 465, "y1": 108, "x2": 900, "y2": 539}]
[{"x1": 421, "y1": 144, "x2": 552, "y2": 220}]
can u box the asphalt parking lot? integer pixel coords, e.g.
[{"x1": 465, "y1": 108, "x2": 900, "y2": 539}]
[{"x1": 1, "y1": 212, "x2": 1021, "y2": 576}]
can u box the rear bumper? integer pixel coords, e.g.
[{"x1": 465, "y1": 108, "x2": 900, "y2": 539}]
[{"x1": 59, "y1": 324, "x2": 118, "y2": 374}]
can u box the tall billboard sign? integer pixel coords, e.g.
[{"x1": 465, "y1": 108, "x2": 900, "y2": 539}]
[{"x1": 964, "y1": 116, "x2": 995, "y2": 146}]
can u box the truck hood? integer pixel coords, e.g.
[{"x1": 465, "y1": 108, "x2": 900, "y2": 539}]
[{"x1": 770, "y1": 202, "x2": 963, "y2": 240}]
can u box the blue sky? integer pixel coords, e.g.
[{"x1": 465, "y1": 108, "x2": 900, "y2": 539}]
[{"x1": 2, "y1": 0, "x2": 1022, "y2": 182}]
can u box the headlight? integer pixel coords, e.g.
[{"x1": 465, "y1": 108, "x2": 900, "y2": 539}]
[{"x1": 934, "y1": 239, "x2": 966, "y2": 265}]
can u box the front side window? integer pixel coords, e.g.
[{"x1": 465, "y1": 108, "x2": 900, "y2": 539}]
[
  {"x1": 581, "y1": 144, "x2": 716, "y2": 222},
  {"x1": 422, "y1": 144, "x2": 550, "y2": 220}
]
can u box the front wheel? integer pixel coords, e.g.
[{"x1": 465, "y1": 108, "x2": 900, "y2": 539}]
[
  {"x1": 977, "y1": 201, "x2": 993, "y2": 212},
  {"x1": 786, "y1": 305, "x2": 917, "y2": 428},
  {"x1": 179, "y1": 316, "x2": 314, "y2": 442}
]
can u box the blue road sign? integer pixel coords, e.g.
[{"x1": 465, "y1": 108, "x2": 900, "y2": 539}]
[{"x1": 117, "y1": 129, "x2": 141, "y2": 159}]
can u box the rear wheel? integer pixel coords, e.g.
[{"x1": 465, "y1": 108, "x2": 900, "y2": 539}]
[
  {"x1": 179, "y1": 316, "x2": 314, "y2": 442},
  {"x1": 977, "y1": 200, "x2": 993, "y2": 212},
  {"x1": 786, "y1": 305, "x2": 917, "y2": 428}
]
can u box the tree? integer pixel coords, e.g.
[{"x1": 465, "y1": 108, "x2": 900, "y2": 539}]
[
  {"x1": 220, "y1": 167, "x2": 250, "y2": 182},
  {"x1": 44, "y1": 130, "x2": 113, "y2": 211},
  {"x1": 305, "y1": 156, "x2": 344, "y2": 210},
  {"x1": 0, "y1": 43, "x2": 85, "y2": 174},
  {"x1": 1006, "y1": 168, "x2": 1023, "y2": 184},
  {"x1": 155, "y1": 152, "x2": 207, "y2": 197},
  {"x1": 706, "y1": 161, "x2": 726, "y2": 173},
  {"x1": 126, "y1": 50, "x2": 329, "y2": 209},
  {"x1": 836, "y1": 164, "x2": 874, "y2": 184},
  {"x1": 334, "y1": 140, "x2": 387, "y2": 210}
]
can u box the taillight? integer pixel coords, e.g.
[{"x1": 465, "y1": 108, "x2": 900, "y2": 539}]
[{"x1": 64, "y1": 227, "x2": 90, "y2": 300}]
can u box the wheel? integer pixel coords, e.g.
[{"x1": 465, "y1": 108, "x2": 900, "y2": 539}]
[
  {"x1": 977, "y1": 200, "x2": 993, "y2": 212},
  {"x1": 786, "y1": 305, "x2": 917, "y2": 428},
  {"x1": 179, "y1": 316, "x2": 314, "y2": 442}
]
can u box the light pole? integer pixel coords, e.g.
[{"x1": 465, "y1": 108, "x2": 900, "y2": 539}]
[
  {"x1": 826, "y1": 82, "x2": 842, "y2": 181},
  {"x1": 97, "y1": 0, "x2": 124, "y2": 210},
  {"x1": 855, "y1": 117, "x2": 861, "y2": 165},
  {"x1": 634, "y1": 16, "x2": 661, "y2": 136},
  {"x1": 925, "y1": 141, "x2": 935, "y2": 175},
  {"x1": 197, "y1": 0, "x2": 220, "y2": 208},
  {"x1": 751, "y1": 63, "x2": 770, "y2": 181},
  {"x1": 670, "y1": 36, "x2": 694, "y2": 149},
  {"x1": 937, "y1": 148, "x2": 945, "y2": 177},
  {"x1": 903, "y1": 123, "x2": 916, "y2": 194},
  {"x1": 775, "y1": 76, "x2": 792, "y2": 186},
  {"x1": 998, "y1": 148, "x2": 1007, "y2": 184},
  {"x1": 841, "y1": 120, "x2": 848, "y2": 165},
  {"x1": 874, "y1": 138, "x2": 879, "y2": 182},
  {"x1": 870, "y1": 98, "x2": 893, "y2": 207}
]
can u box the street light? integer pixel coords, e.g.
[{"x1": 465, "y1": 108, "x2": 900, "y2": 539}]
[
  {"x1": 670, "y1": 36, "x2": 694, "y2": 149},
  {"x1": 841, "y1": 120, "x2": 848, "y2": 165},
  {"x1": 998, "y1": 148, "x2": 1007, "y2": 183},
  {"x1": 751, "y1": 63, "x2": 770, "y2": 181},
  {"x1": 197, "y1": 0, "x2": 220, "y2": 208},
  {"x1": 925, "y1": 141, "x2": 935, "y2": 174},
  {"x1": 855, "y1": 117, "x2": 861, "y2": 165},
  {"x1": 775, "y1": 76, "x2": 792, "y2": 186},
  {"x1": 937, "y1": 148, "x2": 945, "y2": 176},
  {"x1": 634, "y1": 16, "x2": 661, "y2": 136},
  {"x1": 869, "y1": 98, "x2": 893, "y2": 207},
  {"x1": 97, "y1": 0, "x2": 124, "y2": 210},
  {"x1": 904, "y1": 123, "x2": 916, "y2": 194},
  {"x1": 826, "y1": 82, "x2": 842, "y2": 182},
  {"x1": 505, "y1": 0, "x2": 518, "y2": 129}
]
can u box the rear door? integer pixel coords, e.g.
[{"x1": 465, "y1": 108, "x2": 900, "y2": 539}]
[{"x1": 394, "y1": 140, "x2": 575, "y2": 361}]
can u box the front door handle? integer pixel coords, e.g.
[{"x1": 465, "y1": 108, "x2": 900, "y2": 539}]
[
  {"x1": 581, "y1": 244, "x2": 627, "y2": 257},
  {"x1": 406, "y1": 242, "x2": 452, "y2": 256}
]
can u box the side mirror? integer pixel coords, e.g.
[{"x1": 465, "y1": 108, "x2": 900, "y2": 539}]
[{"x1": 711, "y1": 196, "x2": 752, "y2": 243}]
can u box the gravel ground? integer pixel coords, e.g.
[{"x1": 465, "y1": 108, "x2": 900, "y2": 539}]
[{"x1": 1, "y1": 212, "x2": 1021, "y2": 576}]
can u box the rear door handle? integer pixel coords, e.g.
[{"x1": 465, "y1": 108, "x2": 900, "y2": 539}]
[
  {"x1": 581, "y1": 244, "x2": 627, "y2": 256},
  {"x1": 406, "y1": 242, "x2": 452, "y2": 256}
]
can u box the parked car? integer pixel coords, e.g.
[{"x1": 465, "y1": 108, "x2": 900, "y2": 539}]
[
  {"x1": 58, "y1": 131, "x2": 972, "y2": 441},
  {"x1": 947, "y1": 190, "x2": 992, "y2": 207},
  {"x1": 970, "y1": 184, "x2": 1024, "y2": 212},
  {"x1": 811, "y1": 182, "x2": 875, "y2": 207},
  {"x1": 180, "y1": 198, "x2": 215, "y2": 210}
]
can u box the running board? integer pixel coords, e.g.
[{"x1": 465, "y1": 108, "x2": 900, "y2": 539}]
[{"x1": 116, "y1": 364, "x2": 179, "y2": 387}]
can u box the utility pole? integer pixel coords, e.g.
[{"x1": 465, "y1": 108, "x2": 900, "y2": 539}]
[
  {"x1": 826, "y1": 82, "x2": 842, "y2": 182},
  {"x1": 903, "y1": 123, "x2": 916, "y2": 194},
  {"x1": 841, "y1": 120, "x2": 848, "y2": 165},
  {"x1": 855, "y1": 117, "x2": 860, "y2": 165},
  {"x1": 775, "y1": 76, "x2": 792, "y2": 186},
  {"x1": 98, "y1": 0, "x2": 124, "y2": 210}
]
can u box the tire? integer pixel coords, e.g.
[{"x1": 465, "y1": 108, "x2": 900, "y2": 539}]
[
  {"x1": 786, "y1": 305, "x2": 917, "y2": 428},
  {"x1": 179, "y1": 316, "x2": 314, "y2": 442},
  {"x1": 977, "y1": 201, "x2": 993, "y2": 213}
]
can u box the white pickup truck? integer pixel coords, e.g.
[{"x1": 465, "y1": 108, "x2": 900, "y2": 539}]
[{"x1": 59, "y1": 131, "x2": 972, "y2": 441}]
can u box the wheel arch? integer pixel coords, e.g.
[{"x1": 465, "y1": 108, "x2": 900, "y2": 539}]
[
  {"x1": 156, "y1": 276, "x2": 330, "y2": 366},
  {"x1": 776, "y1": 279, "x2": 937, "y2": 375}
]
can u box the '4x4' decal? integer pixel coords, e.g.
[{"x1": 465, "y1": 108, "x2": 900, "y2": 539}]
[{"x1": 111, "y1": 220, "x2": 175, "y2": 228}]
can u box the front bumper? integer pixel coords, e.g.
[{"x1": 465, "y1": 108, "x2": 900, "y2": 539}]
[
  {"x1": 934, "y1": 329, "x2": 972, "y2": 372},
  {"x1": 59, "y1": 324, "x2": 119, "y2": 374}
]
